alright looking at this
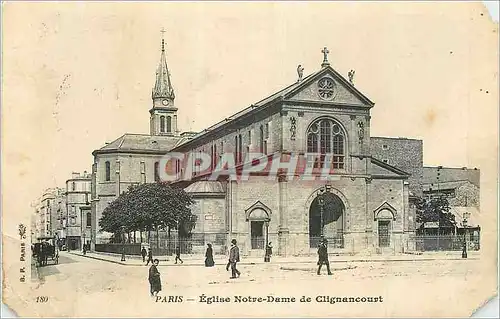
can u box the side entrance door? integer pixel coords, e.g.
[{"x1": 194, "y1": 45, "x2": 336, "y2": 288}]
[
  {"x1": 250, "y1": 221, "x2": 264, "y2": 249},
  {"x1": 378, "y1": 221, "x2": 390, "y2": 247}
]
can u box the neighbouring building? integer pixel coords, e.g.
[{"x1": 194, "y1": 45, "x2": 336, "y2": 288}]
[
  {"x1": 31, "y1": 188, "x2": 66, "y2": 243},
  {"x1": 65, "y1": 171, "x2": 92, "y2": 250},
  {"x1": 91, "y1": 37, "x2": 427, "y2": 256},
  {"x1": 420, "y1": 166, "x2": 480, "y2": 249}
]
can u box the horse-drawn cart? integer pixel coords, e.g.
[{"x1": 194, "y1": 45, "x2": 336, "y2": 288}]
[{"x1": 33, "y1": 237, "x2": 59, "y2": 267}]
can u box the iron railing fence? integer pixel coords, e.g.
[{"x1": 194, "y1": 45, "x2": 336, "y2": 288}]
[
  {"x1": 309, "y1": 235, "x2": 344, "y2": 249},
  {"x1": 412, "y1": 234, "x2": 480, "y2": 251},
  {"x1": 251, "y1": 237, "x2": 265, "y2": 250},
  {"x1": 95, "y1": 233, "x2": 480, "y2": 256}
]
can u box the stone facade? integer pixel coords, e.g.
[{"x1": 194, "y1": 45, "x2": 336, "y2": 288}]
[
  {"x1": 88, "y1": 42, "x2": 438, "y2": 256},
  {"x1": 163, "y1": 63, "x2": 415, "y2": 255}
]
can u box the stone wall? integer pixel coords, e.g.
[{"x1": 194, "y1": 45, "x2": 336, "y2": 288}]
[
  {"x1": 371, "y1": 137, "x2": 423, "y2": 196},
  {"x1": 228, "y1": 174, "x2": 410, "y2": 256}
]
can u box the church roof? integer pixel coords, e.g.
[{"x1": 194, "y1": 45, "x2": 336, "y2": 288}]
[
  {"x1": 174, "y1": 65, "x2": 374, "y2": 149},
  {"x1": 93, "y1": 133, "x2": 180, "y2": 155},
  {"x1": 370, "y1": 157, "x2": 411, "y2": 178},
  {"x1": 184, "y1": 181, "x2": 225, "y2": 194}
]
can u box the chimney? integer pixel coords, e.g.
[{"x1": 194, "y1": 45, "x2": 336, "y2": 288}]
[{"x1": 71, "y1": 172, "x2": 79, "y2": 179}]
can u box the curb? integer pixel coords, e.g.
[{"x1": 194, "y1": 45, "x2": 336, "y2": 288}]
[{"x1": 69, "y1": 252, "x2": 479, "y2": 267}]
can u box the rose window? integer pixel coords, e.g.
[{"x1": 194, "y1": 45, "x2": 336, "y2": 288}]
[{"x1": 318, "y1": 77, "x2": 335, "y2": 100}]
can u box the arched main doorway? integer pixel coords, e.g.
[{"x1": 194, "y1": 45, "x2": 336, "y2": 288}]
[{"x1": 309, "y1": 192, "x2": 345, "y2": 248}]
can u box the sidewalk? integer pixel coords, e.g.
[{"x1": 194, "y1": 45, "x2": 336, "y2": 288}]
[{"x1": 68, "y1": 250, "x2": 480, "y2": 266}]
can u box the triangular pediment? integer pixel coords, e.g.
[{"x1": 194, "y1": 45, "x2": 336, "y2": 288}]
[
  {"x1": 373, "y1": 201, "x2": 397, "y2": 221},
  {"x1": 244, "y1": 200, "x2": 272, "y2": 221},
  {"x1": 284, "y1": 66, "x2": 374, "y2": 107},
  {"x1": 370, "y1": 157, "x2": 410, "y2": 178}
]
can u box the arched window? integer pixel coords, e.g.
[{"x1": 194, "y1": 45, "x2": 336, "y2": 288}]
[
  {"x1": 259, "y1": 125, "x2": 264, "y2": 154},
  {"x1": 175, "y1": 159, "x2": 180, "y2": 175},
  {"x1": 166, "y1": 116, "x2": 172, "y2": 133},
  {"x1": 154, "y1": 161, "x2": 160, "y2": 182},
  {"x1": 105, "y1": 161, "x2": 111, "y2": 181},
  {"x1": 213, "y1": 144, "x2": 217, "y2": 169},
  {"x1": 86, "y1": 212, "x2": 92, "y2": 227},
  {"x1": 307, "y1": 118, "x2": 345, "y2": 169},
  {"x1": 234, "y1": 136, "x2": 238, "y2": 164},
  {"x1": 160, "y1": 116, "x2": 166, "y2": 133},
  {"x1": 238, "y1": 134, "x2": 242, "y2": 164}
]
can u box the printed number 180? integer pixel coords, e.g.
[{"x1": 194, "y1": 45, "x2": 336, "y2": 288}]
[{"x1": 36, "y1": 296, "x2": 48, "y2": 303}]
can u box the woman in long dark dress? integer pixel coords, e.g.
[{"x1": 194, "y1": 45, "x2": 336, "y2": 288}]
[
  {"x1": 148, "y1": 259, "x2": 162, "y2": 296},
  {"x1": 265, "y1": 242, "x2": 273, "y2": 262},
  {"x1": 205, "y1": 243, "x2": 215, "y2": 267}
]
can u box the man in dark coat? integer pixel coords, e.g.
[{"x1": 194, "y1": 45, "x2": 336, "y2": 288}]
[
  {"x1": 148, "y1": 259, "x2": 162, "y2": 296},
  {"x1": 145, "y1": 248, "x2": 154, "y2": 266},
  {"x1": 141, "y1": 247, "x2": 147, "y2": 262},
  {"x1": 229, "y1": 239, "x2": 241, "y2": 279},
  {"x1": 205, "y1": 243, "x2": 215, "y2": 267},
  {"x1": 317, "y1": 238, "x2": 332, "y2": 275},
  {"x1": 175, "y1": 246, "x2": 183, "y2": 264}
]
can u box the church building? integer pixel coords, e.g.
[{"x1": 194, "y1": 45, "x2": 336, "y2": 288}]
[{"x1": 91, "y1": 38, "x2": 422, "y2": 256}]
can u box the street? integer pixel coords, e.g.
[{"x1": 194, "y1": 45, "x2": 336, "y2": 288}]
[{"x1": 27, "y1": 252, "x2": 491, "y2": 318}]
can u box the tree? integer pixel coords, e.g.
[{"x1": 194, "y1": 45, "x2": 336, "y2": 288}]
[
  {"x1": 415, "y1": 196, "x2": 455, "y2": 234},
  {"x1": 99, "y1": 182, "x2": 195, "y2": 245}
]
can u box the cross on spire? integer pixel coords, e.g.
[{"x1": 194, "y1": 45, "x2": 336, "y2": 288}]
[{"x1": 321, "y1": 47, "x2": 330, "y2": 68}]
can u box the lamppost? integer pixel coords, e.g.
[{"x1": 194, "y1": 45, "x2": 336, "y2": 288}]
[
  {"x1": 462, "y1": 212, "x2": 470, "y2": 259},
  {"x1": 264, "y1": 217, "x2": 270, "y2": 262},
  {"x1": 317, "y1": 189, "x2": 326, "y2": 238},
  {"x1": 121, "y1": 226, "x2": 126, "y2": 262},
  {"x1": 436, "y1": 166, "x2": 442, "y2": 250}
]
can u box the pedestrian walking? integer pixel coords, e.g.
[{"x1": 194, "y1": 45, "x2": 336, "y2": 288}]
[
  {"x1": 145, "y1": 248, "x2": 154, "y2": 266},
  {"x1": 82, "y1": 244, "x2": 87, "y2": 256},
  {"x1": 265, "y1": 242, "x2": 273, "y2": 262},
  {"x1": 141, "y1": 247, "x2": 147, "y2": 263},
  {"x1": 317, "y1": 238, "x2": 332, "y2": 275},
  {"x1": 205, "y1": 243, "x2": 215, "y2": 267},
  {"x1": 229, "y1": 239, "x2": 241, "y2": 279},
  {"x1": 174, "y1": 245, "x2": 183, "y2": 264},
  {"x1": 148, "y1": 259, "x2": 162, "y2": 297}
]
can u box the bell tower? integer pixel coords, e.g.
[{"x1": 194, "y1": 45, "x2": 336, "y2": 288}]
[{"x1": 150, "y1": 32, "x2": 178, "y2": 136}]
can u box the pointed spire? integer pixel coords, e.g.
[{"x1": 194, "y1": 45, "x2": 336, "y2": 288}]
[{"x1": 152, "y1": 29, "x2": 175, "y2": 100}]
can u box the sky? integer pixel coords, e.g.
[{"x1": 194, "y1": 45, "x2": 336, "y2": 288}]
[
  {"x1": 484, "y1": 1, "x2": 499, "y2": 22},
  {"x1": 2, "y1": 2, "x2": 498, "y2": 226}
]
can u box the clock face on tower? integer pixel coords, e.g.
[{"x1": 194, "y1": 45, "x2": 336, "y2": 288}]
[{"x1": 162, "y1": 99, "x2": 169, "y2": 106}]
